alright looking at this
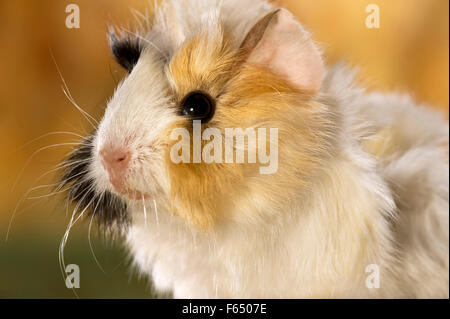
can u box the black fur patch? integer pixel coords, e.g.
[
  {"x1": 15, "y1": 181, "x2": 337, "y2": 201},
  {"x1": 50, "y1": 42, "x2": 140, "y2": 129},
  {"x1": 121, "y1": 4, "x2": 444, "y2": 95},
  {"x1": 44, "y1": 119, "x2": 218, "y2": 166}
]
[
  {"x1": 60, "y1": 135, "x2": 130, "y2": 230},
  {"x1": 109, "y1": 32, "x2": 143, "y2": 73}
]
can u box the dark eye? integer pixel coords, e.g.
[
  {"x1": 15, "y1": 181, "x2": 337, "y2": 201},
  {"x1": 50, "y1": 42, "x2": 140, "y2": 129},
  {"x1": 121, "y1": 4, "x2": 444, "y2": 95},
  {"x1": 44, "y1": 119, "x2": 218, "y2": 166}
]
[{"x1": 181, "y1": 91, "x2": 215, "y2": 122}]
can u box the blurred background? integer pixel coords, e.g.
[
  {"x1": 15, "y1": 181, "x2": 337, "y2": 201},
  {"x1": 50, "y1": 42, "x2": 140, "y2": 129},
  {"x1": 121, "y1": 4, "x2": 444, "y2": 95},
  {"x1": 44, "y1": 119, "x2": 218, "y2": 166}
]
[{"x1": 0, "y1": 0, "x2": 448, "y2": 298}]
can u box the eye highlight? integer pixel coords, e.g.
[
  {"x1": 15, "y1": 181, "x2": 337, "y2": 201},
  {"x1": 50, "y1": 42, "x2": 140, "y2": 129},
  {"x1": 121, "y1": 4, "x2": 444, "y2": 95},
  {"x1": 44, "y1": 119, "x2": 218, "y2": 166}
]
[{"x1": 180, "y1": 91, "x2": 215, "y2": 123}]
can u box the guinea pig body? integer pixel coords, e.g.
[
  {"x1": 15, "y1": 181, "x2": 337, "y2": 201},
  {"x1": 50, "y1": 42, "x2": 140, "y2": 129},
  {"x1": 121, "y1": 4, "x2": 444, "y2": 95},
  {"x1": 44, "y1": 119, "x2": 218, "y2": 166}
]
[
  {"x1": 62, "y1": 0, "x2": 449, "y2": 298},
  {"x1": 125, "y1": 65, "x2": 449, "y2": 298}
]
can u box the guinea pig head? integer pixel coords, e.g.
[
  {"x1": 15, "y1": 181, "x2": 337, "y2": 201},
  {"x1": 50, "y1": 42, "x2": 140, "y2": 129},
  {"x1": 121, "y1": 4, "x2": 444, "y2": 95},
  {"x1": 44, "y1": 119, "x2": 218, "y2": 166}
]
[{"x1": 61, "y1": 8, "x2": 333, "y2": 231}]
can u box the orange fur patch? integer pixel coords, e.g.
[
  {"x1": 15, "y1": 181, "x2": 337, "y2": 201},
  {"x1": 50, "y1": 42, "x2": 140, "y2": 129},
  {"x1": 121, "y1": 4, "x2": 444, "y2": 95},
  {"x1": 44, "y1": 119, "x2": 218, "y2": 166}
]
[{"x1": 163, "y1": 29, "x2": 336, "y2": 229}]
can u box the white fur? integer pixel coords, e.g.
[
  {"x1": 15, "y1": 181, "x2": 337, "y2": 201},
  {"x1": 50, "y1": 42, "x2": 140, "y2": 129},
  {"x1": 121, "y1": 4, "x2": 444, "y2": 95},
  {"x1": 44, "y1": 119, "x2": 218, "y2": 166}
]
[{"x1": 92, "y1": 0, "x2": 449, "y2": 298}]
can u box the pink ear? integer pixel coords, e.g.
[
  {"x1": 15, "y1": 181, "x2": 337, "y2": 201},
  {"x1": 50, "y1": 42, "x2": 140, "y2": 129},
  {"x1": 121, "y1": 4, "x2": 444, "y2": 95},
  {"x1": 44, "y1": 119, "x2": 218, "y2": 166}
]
[{"x1": 241, "y1": 9, "x2": 324, "y2": 94}]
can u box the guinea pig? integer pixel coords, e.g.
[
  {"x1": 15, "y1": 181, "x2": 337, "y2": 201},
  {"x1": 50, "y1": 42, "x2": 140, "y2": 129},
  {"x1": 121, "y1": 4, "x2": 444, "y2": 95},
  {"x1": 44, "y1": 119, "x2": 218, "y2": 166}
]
[{"x1": 60, "y1": 0, "x2": 449, "y2": 298}]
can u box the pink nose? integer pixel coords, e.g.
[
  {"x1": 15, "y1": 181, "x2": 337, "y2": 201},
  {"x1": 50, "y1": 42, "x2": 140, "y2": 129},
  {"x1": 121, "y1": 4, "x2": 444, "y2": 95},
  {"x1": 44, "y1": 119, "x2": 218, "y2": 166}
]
[{"x1": 99, "y1": 147, "x2": 130, "y2": 192}]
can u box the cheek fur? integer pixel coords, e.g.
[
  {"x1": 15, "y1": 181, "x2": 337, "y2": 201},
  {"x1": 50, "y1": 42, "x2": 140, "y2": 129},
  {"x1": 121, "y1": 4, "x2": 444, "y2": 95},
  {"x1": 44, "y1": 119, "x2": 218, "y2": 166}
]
[
  {"x1": 167, "y1": 156, "x2": 245, "y2": 229},
  {"x1": 164, "y1": 64, "x2": 336, "y2": 229},
  {"x1": 163, "y1": 120, "x2": 244, "y2": 229}
]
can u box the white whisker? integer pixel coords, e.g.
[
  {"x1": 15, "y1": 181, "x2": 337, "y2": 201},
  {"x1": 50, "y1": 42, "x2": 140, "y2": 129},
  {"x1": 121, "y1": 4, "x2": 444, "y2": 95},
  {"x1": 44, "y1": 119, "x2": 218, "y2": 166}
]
[
  {"x1": 6, "y1": 173, "x2": 85, "y2": 242},
  {"x1": 121, "y1": 27, "x2": 169, "y2": 60},
  {"x1": 88, "y1": 194, "x2": 107, "y2": 275},
  {"x1": 142, "y1": 195, "x2": 148, "y2": 227},
  {"x1": 24, "y1": 159, "x2": 91, "y2": 196},
  {"x1": 5, "y1": 198, "x2": 49, "y2": 241},
  {"x1": 153, "y1": 199, "x2": 159, "y2": 226},
  {"x1": 59, "y1": 187, "x2": 94, "y2": 298},
  {"x1": 12, "y1": 142, "x2": 83, "y2": 192},
  {"x1": 61, "y1": 87, "x2": 98, "y2": 129},
  {"x1": 27, "y1": 187, "x2": 71, "y2": 200},
  {"x1": 49, "y1": 49, "x2": 99, "y2": 129},
  {"x1": 12, "y1": 131, "x2": 85, "y2": 155}
]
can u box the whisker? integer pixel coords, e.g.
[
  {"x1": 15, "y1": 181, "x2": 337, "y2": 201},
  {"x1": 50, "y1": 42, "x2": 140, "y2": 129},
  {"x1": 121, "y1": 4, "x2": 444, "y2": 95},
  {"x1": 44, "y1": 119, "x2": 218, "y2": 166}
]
[
  {"x1": 12, "y1": 142, "x2": 83, "y2": 192},
  {"x1": 130, "y1": 9, "x2": 146, "y2": 31},
  {"x1": 58, "y1": 200, "x2": 72, "y2": 286},
  {"x1": 121, "y1": 27, "x2": 169, "y2": 60},
  {"x1": 56, "y1": 169, "x2": 91, "y2": 189},
  {"x1": 72, "y1": 194, "x2": 94, "y2": 225},
  {"x1": 27, "y1": 186, "x2": 72, "y2": 200},
  {"x1": 61, "y1": 87, "x2": 98, "y2": 129},
  {"x1": 142, "y1": 195, "x2": 148, "y2": 227},
  {"x1": 5, "y1": 197, "x2": 49, "y2": 241},
  {"x1": 25, "y1": 159, "x2": 91, "y2": 196},
  {"x1": 12, "y1": 131, "x2": 85, "y2": 155},
  {"x1": 88, "y1": 192, "x2": 107, "y2": 275},
  {"x1": 5, "y1": 173, "x2": 86, "y2": 242},
  {"x1": 59, "y1": 199, "x2": 80, "y2": 287},
  {"x1": 49, "y1": 49, "x2": 99, "y2": 128},
  {"x1": 6, "y1": 181, "x2": 60, "y2": 242},
  {"x1": 59, "y1": 187, "x2": 95, "y2": 298},
  {"x1": 153, "y1": 199, "x2": 159, "y2": 227}
]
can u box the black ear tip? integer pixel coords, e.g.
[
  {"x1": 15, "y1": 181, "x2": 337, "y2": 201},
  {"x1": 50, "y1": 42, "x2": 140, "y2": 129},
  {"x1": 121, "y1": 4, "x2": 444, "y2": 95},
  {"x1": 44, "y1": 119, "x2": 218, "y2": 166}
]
[{"x1": 109, "y1": 30, "x2": 143, "y2": 73}]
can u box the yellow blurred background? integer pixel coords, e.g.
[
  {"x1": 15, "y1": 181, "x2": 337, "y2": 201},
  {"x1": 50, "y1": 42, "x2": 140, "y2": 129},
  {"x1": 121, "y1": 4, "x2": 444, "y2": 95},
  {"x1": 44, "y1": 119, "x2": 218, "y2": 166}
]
[{"x1": 0, "y1": 0, "x2": 448, "y2": 298}]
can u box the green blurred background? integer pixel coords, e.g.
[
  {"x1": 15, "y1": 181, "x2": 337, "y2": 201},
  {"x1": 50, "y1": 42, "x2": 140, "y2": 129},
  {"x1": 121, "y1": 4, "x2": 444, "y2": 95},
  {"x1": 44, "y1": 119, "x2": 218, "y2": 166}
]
[{"x1": 0, "y1": 0, "x2": 448, "y2": 298}]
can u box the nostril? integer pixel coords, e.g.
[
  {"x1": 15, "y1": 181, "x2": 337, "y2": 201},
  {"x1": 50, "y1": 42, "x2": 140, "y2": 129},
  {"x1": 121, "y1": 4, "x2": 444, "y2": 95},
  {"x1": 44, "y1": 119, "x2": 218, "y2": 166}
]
[
  {"x1": 100, "y1": 147, "x2": 130, "y2": 167},
  {"x1": 116, "y1": 154, "x2": 127, "y2": 162}
]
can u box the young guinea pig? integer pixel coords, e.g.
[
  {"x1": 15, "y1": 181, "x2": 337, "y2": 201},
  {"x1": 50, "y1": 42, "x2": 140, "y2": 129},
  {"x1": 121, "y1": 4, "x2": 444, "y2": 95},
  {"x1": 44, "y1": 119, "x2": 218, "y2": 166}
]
[{"x1": 61, "y1": 0, "x2": 449, "y2": 298}]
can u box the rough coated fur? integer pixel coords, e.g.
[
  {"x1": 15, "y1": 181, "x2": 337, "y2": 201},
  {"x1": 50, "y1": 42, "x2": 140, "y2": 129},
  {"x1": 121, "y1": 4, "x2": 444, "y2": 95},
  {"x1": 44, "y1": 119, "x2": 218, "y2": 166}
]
[{"x1": 63, "y1": 0, "x2": 449, "y2": 298}]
